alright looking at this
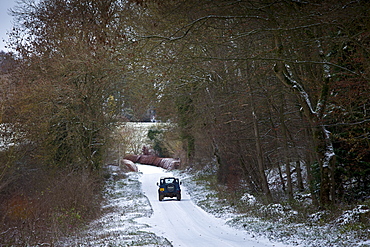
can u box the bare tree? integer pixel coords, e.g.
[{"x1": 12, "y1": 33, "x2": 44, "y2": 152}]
[
  {"x1": 9, "y1": 0, "x2": 142, "y2": 170},
  {"x1": 137, "y1": 0, "x2": 370, "y2": 206}
]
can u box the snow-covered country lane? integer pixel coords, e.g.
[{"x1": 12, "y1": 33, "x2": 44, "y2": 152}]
[
  {"x1": 59, "y1": 163, "x2": 289, "y2": 246},
  {"x1": 137, "y1": 164, "x2": 286, "y2": 247}
]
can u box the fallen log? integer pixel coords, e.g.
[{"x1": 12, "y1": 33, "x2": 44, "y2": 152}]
[
  {"x1": 121, "y1": 159, "x2": 138, "y2": 172},
  {"x1": 124, "y1": 155, "x2": 180, "y2": 170}
]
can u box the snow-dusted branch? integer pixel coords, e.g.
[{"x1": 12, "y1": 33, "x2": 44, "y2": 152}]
[
  {"x1": 282, "y1": 69, "x2": 316, "y2": 115},
  {"x1": 322, "y1": 128, "x2": 335, "y2": 168}
]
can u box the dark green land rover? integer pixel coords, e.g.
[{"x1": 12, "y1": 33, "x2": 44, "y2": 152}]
[{"x1": 157, "y1": 177, "x2": 182, "y2": 201}]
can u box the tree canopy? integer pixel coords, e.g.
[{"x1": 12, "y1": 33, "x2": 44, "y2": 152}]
[{"x1": 3, "y1": 0, "x2": 370, "y2": 208}]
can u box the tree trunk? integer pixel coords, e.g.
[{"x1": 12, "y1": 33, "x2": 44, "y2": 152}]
[
  {"x1": 273, "y1": 34, "x2": 335, "y2": 207},
  {"x1": 278, "y1": 161, "x2": 286, "y2": 192},
  {"x1": 302, "y1": 116, "x2": 319, "y2": 207},
  {"x1": 214, "y1": 141, "x2": 226, "y2": 184},
  {"x1": 249, "y1": 86, "x2": 272, "y2": 203},
  {"x1": 280, "y1": 94, "x2": 293, "y2": 201},
  {"x1": 296, "y1": 161, "x2": 304, "y2": 192},
  {"x1": 240, "y1": 154, "x2": 260, "y2": 193}
]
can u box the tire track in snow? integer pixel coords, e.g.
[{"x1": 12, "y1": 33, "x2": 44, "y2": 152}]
[{"x1": 137, "y1": 164, "x2": 283, "y2": 247}]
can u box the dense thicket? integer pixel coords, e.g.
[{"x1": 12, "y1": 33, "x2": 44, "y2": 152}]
[
  {"x1": 136, "y1": 0, "x2": 370, "y2": 207},
  {"x1": 0, "y1": 1, "x2": 369, "y2": 244},
  {"x1": 0, "y1": 0, "x2": 147, "y2": 244}
]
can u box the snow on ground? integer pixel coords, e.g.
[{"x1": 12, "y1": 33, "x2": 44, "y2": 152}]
[
  {"x1": 0, "y1": 123, "x2": 16, "y2": 150},
  {"x1": 174, "y1": 169, "x2": 370, "y2": 247},
  {"x1": 137, "y1": 164, "x2": 285, "y2": 247},
  {"x1": 59, "y1": 163, "x2": 370, "y2": 247},
  {"x1": 59, "y1": 164, "x2": 287, "y2": 246},
  {"x1": 58, "y1": 170, "x2": 171, "y2": 246}
]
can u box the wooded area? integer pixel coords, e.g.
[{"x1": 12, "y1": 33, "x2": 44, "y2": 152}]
[
  {"x1": 0, "y1": 0, "x2": 369, "y2": 244},
  {"x1": 133, "y1": 0, "x2": 370, "y2": 207}
]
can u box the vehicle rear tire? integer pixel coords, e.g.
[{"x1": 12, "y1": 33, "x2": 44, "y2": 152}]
[
  {"x1": 176, "y1": 194, "x2": 181, "y2": 201},
  {"x1": 159, "y1": 194, "x2": 164, "y2": 201}
]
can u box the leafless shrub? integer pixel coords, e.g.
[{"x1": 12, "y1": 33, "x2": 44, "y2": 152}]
[{"x1": 0, "y1": 167, "x2": 103, "y2": 246}]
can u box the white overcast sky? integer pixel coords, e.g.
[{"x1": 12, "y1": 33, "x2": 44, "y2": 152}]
[{"x1": 0, "y1": 0, "x2": 18, "y2": 52}]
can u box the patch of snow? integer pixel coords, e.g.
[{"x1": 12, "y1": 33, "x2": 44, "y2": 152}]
[
  {"x1": 261, "y1": 204, "x2": 285, "y2": 216},
  {"x1": 334, "y1": 205, "x2": 370, "y2": 226},
  {"x1": 294, "y1": 193, "x2": 313, "y2": 206},
  {"x1": 176, "y1": 167, "x2": 370, "y2": 247},
  {"x1": 308, "y1": 211, "x2": 329, "y2": 223},
  {"x1": 58, "y1": 171, "x2": 171, "y2": 246},
  {"x1": 0, "y1": 123, "x2": 16, "y2": 150},
  {"x1": 241, "y1": 193, "x2": 259, "y2": 206}
]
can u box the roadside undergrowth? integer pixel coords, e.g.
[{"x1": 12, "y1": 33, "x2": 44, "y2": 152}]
[
  {"x1": 0, "y1": 168, "x2": 104, "y2": 246},
  {"x1": 57, "y1": 166, "x2": 172, "y2": 246},
  {"x1": 174, "y1": 168, "x2": 370, "y2": 247}
]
